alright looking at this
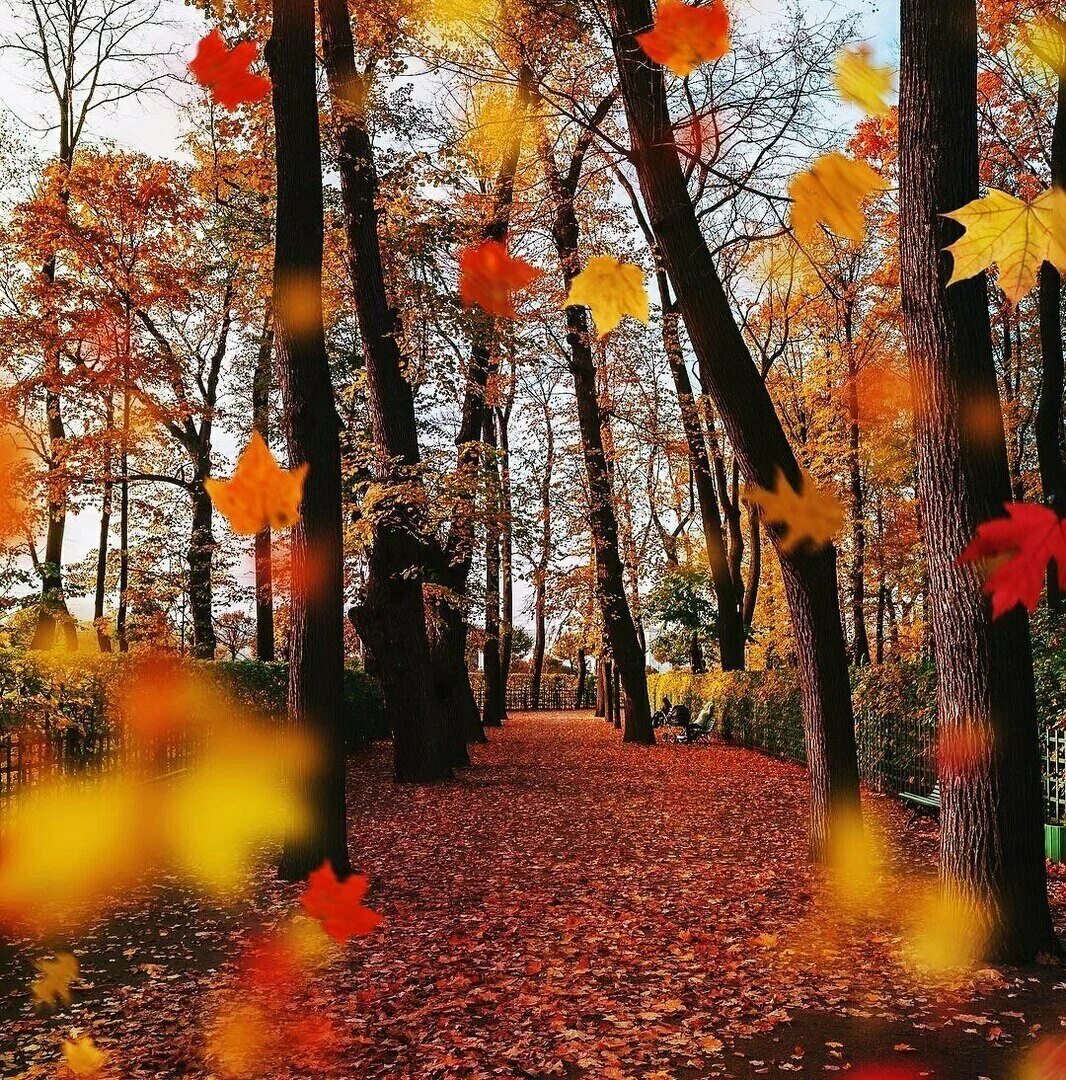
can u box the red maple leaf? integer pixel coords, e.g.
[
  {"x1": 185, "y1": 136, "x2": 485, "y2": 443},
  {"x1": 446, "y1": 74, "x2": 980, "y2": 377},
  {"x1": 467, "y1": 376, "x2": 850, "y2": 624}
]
[
  {"x1": 459, "y1": 239, "x2": 541, "y2": 318},
  {"x1": 636, "y1": 0, "x2": 731, "y2": 78},
  {"x1": 300, "y1": 862, "x2": 383, "y2": 943},
  {"x1": 188, "y1": 29, "x2": 271, "y2": 112},
  {"x1": 959, "y1": 502, "x2": 1066, "y2": 618}
]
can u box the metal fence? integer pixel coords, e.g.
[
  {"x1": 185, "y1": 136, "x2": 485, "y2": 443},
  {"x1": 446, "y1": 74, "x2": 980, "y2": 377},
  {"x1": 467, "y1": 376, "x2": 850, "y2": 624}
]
[{"x1": 469, "y1": 672, "x2": 586, "y2": 712}]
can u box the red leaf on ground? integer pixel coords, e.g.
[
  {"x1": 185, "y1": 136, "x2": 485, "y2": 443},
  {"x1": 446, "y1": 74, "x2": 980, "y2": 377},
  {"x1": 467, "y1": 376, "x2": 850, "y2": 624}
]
[
  {"x1": 959, "y1": 502, "x2": 1066, "y2": 617},
  {"x1": 188, "y1": 29, "x2": 271, "y2": 111},
  {"x1": 300, "y1": 862, "x2": 383, "y2": 943}
]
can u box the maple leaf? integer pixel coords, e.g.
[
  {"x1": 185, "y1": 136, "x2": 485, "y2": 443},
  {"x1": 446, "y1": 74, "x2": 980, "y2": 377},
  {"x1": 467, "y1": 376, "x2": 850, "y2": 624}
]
[
  {"x1": 834, "y1": 45, "x2": 895, "y2": 115},
  {"x1": 565, "y1": 256, "x2": 650, "y2": 336},
  {"x1": 459, "y1": 240, "x2": 541, "y2": 318},
  {"x1": 300, "y1": 862, "x2": 384, "y2": 943},
  {"x1": 31, "y1": 953, "x2": 78, "y2": 1010},
  {"x1": 789, "y1": 152, "x2": 889, "y2": 246},
  {"x1": 637, "y1": 0, "x2": 731, "y2": 78},
  {"x1": 62, "y1": 1035, "x2": 107, "y2": 1077},
  {"x1": 745, "y1": 467, "x2": 844, "y2": 553},
  {"x1": 205, "y1": 432, "x2": 309, "y2": 536},
  {"x1": 959, "y1": 502, "x2": 1066, "y2": 617},
  {"x1": 1020, "y1": 15, "x2": 1066, "y2": 78},
  {"x1": 188, "y1": 29, "x2": 271, "y2": 112},
  {"x1": 943, "y1": 187, "x2": 1066, "y2": 304}
]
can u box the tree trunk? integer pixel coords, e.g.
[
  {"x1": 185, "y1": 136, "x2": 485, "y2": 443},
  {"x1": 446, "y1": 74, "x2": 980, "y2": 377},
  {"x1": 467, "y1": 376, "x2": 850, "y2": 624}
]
[
  {"x1": 743, "y1": 503, "x2": 762, "y2": 631},
  {"x1": 116, "y1": 389, "x2": 130, "y2": 654},
  {"x1": 188, "y1": 477, "x2": 216, "y2": 660},
  {"x1": 576, "y1": 647, "x2": 587, "y2": 708},
  {"x1": 595, "y1": 656, "x2": 606, "y2": 717},
  {"x1": 690, "y1": 631, "x2": 705, "y2": 674},
  {"x1": 94, "y1": 394, "x2": 114, "y2": 654},
  {"x1": 254, "y1": 320, "x2": 276, "y2": 661},
  {"x1": 530, "y1": 406, "x2": 554, "y2": 711},
  {"x1": 1038, "y1": 71, "x2": 1066, "y2": 610},
  {"x1": 899, "y1": 0, "x2": 1057, "y2": 960},
  {"x1": 268, "y1": 0, "x2": 353, "y2": 880},
  {"x1": 603, "y1": 658, "x2": 616, "y2": 728},
  {"x1": 845, "y1": 309, "x2": 871, "y2": 665},
  {"x1": 317, "y1": 0, "x2": 449, "y2": 783},
  {"x1": 482, "y1": 411, "x2": 505, "y2": 727},
  {"x1": 606, "y1": 0, "x2": 858, "y2": 854},
  {"x1": 498, "y1": 405, "x2": 515, "y2": 715}
]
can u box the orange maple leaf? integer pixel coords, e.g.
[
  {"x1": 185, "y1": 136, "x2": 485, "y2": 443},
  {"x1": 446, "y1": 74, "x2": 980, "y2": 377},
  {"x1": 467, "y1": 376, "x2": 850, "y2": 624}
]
[
  {"x1": 205, "y1": 432, "x2": 308, "y2": 536},
  {"x1": 188, "y1": 29, "x2": 271, "y2": 112},
  {"x1": 637, "y1": 0, "x2": 731, "y2": 78},
  {"x1": 459, "y1": 239, "x2": 541, "y2": 317},
  {"x1": 300, "y1": 862, "x2": 384, "y2": 943}
]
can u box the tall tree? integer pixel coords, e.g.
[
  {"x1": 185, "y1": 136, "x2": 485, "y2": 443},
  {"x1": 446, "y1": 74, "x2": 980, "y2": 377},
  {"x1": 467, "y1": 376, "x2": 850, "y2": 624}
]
[
  {"x1": 268, "y1": 0, "x2": 352, "y2": 876},
  {"x1": 899, "y1": 0, "x2": 1057, "y2": 959},
  {"x1": 605, "y1": 0, "x2": 859, "y2": 853},
  {"x1": 317, "y1": 0, "x2": 450, "y2": 782},
  {"x1": 253, "y1": 316, "x2": 276, "y2": 660}
]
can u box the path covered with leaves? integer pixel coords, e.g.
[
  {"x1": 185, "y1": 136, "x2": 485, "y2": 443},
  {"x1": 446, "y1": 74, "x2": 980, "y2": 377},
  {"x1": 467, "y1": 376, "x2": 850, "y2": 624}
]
[{"x1": 4, "y1": 711, "x2": 1066, "y2": 1078}]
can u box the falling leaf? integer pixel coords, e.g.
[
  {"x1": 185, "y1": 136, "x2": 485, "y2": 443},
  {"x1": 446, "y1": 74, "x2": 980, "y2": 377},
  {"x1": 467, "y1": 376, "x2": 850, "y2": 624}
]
[
  {"x1": 637, "y1": 0, "x2": 731, "y2": 78},
  {"x1": 943, "y1": 187, "x2": 1066, "y2": 304},
  {"x1": 834, "y1": 45, "x2": 895, "y2": 115},
  {"x1": 565, "y1": 256, "x2": 650, "y2": 336},
  {"x1": 62, "y1": 1035, "x2": 107, "y2": 1077},
  {"x1": 461, "y1": 87, "x2": 524, "y2": 179},
  {"x1": 959, "y1": 502, "x2": 1066, "y2": 617},
  {"x1": 459, "y1": 240, "x2": 541, "y2": 318},
  {"x1": 745, "y1": 467, "x2": 844, "y2": 553},
  {"x1": 936, "y1": 725, "x2": 993, "y2": 779},
  {"x1": 188, "y1": 29, "x2": 271, "y2": 112},
  {"x1": 31, "y1": 953, "x2": 78, "y2": 1010},
  {"x1": 789, "y1": 152, "x2": 889, "y2": 245},
  {"x1": 1022, "y1": 1035, "x2": 1066, "y2": 1080},
  {"x1": 1020, "y1": 15, "x2": 1066, "y2": 77},
  {"x1": 300, "y1": 862, "x2": 384, "y2": 943},
  {"x1": 904, "y1": 885, "x2": 988, "y2": 978},
  {"x1": 205, "y1": 432, "x2": 309, "y2": 536},
  {"x1": 0, "y1": 425, "x2": 29, "y2": 543}
]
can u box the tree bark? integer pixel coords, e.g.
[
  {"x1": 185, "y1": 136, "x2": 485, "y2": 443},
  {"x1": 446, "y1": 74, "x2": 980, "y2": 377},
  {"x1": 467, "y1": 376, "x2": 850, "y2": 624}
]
[
  {"x1": 899, "y1": 0, "x2": 1057, "y2": 960},
  {"x1": 94, "y1": 393, "x2": 114, "y2": 653},
  {"x1": 845, "y1": 308, "x2": 871, "y2": 664},
  {"x1": 576, "y1": 647, "x2": 587, "y2": 708},
  {"x1": 482, "y1": 410, "x2": 505, "y2": 727},
  {"x1": 269, "y1": 0, "x2": 352, "y2": 879},
  {"x1": 1038, "y1": 70, "x2": 1066, "y2": 610},
  {"x1": 317, "y1": 0, "x2": 449, "y2": 783},
  {"x1": 116, "y1": 389, "x2": 130, "y2": 653},
  {"x1": 530, "y1": 404, "x2": 554, "y2": 711},
  {"x1": 595, "y1": 655, "x2": 606, "y2": 717},
  {"x1": 606, "y1": 0, "x2": 858, "y2": 853},
  {"x1": 187, "y1": 475, "x2": 217, "y2": 660},
  {"x1": 254, "y1": 319, "x2": 276, "y2": 661},
  {"x1": 497, "y1": 402, "x2": 515, "y2": 711}
]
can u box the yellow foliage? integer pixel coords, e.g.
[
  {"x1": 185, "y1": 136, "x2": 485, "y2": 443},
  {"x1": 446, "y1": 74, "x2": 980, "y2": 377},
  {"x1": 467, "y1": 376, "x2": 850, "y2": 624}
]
[
  {"x1": 565, "y1": 256, "x2": 649, "y2": 337},
  {"x1": 460, "y1": 86, "x2": 523, "y2": 179},
  {"x1": 943, "y1": 187, "x2": 1066, "y2": 304},
  {"x1": 834, "y1": 45, "x2": 894, "y2": 116},
  {"x1": 205, "y1": 431, "x2": 309, "y2": 536},
  {"x1": 789, "y1": 152, "x2": 889, "y2": 246}
]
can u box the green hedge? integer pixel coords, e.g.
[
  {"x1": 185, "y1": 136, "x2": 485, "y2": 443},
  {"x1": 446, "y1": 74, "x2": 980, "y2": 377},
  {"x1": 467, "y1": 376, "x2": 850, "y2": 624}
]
[{"x1": 0, "y1": 650, "x2": 385, "y2": 749}]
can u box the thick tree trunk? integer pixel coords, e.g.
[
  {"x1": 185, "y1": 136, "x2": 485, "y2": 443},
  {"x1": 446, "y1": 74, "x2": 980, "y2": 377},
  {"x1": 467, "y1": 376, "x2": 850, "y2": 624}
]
[
  {"x1": 188, "y1": 478, "x2": 216, "y2": 660},
  {"x1": 317, "y1": 0, "x2": 449, "y2": 783},
  {"x1": 845, "y1": 311, "x2": 871, "y2": 665},
  {"x1": 268, "y1": 0, "x2": 353, "y2": 880},
  {"x1": 254, "y1": 321, "x2": 276, "y2": 661},
  {"x1": 1038, "y1": 71, "x2": 1066, "y2": 610},
  {"x1": 899, "y1": 0, "x2": 1057, "y2": 960},
  {"x1": 606, "y1": 0, "x2": 858, "y2": 854}
]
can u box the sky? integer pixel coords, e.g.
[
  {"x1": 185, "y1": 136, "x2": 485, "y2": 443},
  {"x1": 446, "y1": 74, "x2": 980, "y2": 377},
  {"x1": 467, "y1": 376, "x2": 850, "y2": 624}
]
[{"x1": 0, "y1": 0, "x2": 900, "y2": 627}]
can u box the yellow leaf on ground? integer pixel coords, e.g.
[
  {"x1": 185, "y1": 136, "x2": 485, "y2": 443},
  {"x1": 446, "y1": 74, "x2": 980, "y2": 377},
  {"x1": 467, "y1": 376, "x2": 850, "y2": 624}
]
[
  {"x1": 834, "y1": 45, "x2": 895, "y2": 115},
  {"x1": 62, "y1": 1035, "x2": 107, "y2": 1076},
  {"x1": 565, "y1": 256, "x2": 649, "y2": 337},
  {"x1": 205, "y1": 431, "x2": 308, "y2": 536},
  {"x1": 789, "y1": 152, "x2": 889, "y2": 246},
  {"x1": 745, "y1": 468, "x2": 844, "y2": 553},
  {"x1": 944, "y1": 186, "x2": 1066, "y2": 304},
  {"x1": 31, "y1": 953, "x2": 78, "y2": 1009}
]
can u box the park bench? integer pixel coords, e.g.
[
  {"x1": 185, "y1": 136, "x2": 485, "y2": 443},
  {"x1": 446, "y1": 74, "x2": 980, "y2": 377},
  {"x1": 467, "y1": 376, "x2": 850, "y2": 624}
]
[{"x1": 900, "y1": 781, "x2": 940, "y2": 817}]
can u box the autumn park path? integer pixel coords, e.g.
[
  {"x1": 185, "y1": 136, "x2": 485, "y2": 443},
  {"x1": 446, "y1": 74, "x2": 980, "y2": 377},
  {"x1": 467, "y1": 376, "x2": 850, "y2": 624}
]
[{"x1": 4, "y1": 711, "x2": 1066, "y2": 1078}]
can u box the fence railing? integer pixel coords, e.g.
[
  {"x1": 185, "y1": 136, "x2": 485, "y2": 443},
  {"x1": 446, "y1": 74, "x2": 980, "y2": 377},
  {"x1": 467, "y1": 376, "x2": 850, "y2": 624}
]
[{"x1": 469, "y1": 672, "x2": 587, "y2": 711}]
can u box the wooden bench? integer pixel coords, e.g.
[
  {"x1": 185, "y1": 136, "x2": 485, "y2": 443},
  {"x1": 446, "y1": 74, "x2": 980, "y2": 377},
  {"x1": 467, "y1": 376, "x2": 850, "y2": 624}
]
[{"x1": 900, "y1": 781, "x2": 940, "y2": 816}]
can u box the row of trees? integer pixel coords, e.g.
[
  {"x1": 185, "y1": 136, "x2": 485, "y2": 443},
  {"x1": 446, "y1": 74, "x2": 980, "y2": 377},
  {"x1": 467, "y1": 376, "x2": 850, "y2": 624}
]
[{"x1": 0, "y1": 0, "x2": 1062, "y2": 959}]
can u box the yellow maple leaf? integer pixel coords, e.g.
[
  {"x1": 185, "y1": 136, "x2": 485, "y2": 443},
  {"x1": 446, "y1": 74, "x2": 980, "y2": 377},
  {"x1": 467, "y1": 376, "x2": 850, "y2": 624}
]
[
  {"x1": 565, "y1": 256, "x2": 649, "y2": 336},
  {"x1": 745, "y1": 467, "x2": 844, "y2": 553},
  {"x1": 62, "y1": 1035, "x2": 107, "y2": 1076},
  {"x1": 31, "y1": 953, "x2": 78, "y2": 1010},
  {"x1": 1020, "y1": 15, "x2": 1066, "y2": 77},
  {"x1": 833, "y1": 45, "x2": 895, "y2": 115},
  {"x1": 789, "y1": 152, "x2": 889, "y2": 246},
  {"x1": 205, "y1": 431, "x2": 309, "y2": 536},
  {"x1": 943, "y1": 186, "x2": 1066, "y2": 304}
]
